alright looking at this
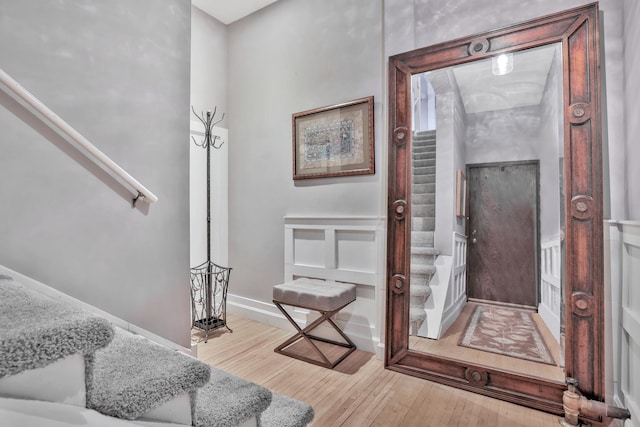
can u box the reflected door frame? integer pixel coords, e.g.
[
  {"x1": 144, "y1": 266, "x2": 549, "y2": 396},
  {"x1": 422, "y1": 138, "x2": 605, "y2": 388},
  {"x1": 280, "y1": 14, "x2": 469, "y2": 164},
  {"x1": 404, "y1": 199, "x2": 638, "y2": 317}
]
[{"x1": 466, "y1": 160, "x2": 540, "y2": 309}]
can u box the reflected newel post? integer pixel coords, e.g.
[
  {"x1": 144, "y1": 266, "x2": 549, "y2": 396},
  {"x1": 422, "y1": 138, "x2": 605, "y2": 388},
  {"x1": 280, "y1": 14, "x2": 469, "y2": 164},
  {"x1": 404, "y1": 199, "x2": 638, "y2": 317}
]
[{"x1": 190, "y1": 107, "x2": 232, "y2": 343}]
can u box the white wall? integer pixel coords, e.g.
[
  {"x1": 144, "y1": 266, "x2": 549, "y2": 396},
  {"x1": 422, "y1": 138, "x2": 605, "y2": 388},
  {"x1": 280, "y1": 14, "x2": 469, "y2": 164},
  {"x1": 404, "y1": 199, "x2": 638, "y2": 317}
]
[
  {"x1": 0, "y1": 0, "x2": 192, "y2": 347},
  {"x1": 190, "y1": 6, "x2": 230, "y2": 267},
  {"x1": 624, "y1": 0, "x2": 640, "y2": 220},
  {"x1": 226, "y1": 0, "x2": 383, "y2": 305},
  {"x1": 428, "y1": 69, "x2": 466, "y2": 255},
  {"x1": 191, "y1": 6, "x2": 228, "y2": 119}
]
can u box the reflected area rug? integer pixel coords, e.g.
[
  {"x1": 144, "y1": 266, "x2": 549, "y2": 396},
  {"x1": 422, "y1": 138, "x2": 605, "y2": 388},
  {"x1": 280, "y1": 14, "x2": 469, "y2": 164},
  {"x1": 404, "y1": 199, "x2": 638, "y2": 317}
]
[{"x1": 458, "y1": 305, "x2": 555, "y2": 365}]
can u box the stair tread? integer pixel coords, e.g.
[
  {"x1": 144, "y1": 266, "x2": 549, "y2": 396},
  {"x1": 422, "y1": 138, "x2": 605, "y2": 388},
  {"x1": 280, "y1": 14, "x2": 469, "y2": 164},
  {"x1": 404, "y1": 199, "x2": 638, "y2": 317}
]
[
  {"x1": 88, "y1": 328, "x2": 210, "y2": 420},
  {"x1": 410, "y1": 285, "x2": 432, "y2": 298},
  {"x1": 260, "y1": 393, "x2": 315, "y2": 427},
  {"x1": 411, "y1": 247, "x2": 441, "y2": 256},
  {"x1": 0, "y1": 276, "x2": 114, "y2": 377},
  {"x1": 194, "y1": 367, "x2": 273, "y2": 427},
  {"x1": 409, "y1": 307, "x2": 427, "y2": 322},
  {"x1": 410, "y1": 264, "x2": 437, "y2": 275},
  {"x1": 413, "y1": 167, "x2": 436, "y2": 175}
]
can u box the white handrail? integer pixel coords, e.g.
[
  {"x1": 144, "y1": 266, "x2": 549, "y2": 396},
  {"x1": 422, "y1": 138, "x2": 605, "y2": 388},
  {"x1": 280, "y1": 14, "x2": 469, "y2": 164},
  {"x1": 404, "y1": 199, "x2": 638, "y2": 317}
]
[{"x1": 0, "y1": 68, "x2": 158, "y2": 204}]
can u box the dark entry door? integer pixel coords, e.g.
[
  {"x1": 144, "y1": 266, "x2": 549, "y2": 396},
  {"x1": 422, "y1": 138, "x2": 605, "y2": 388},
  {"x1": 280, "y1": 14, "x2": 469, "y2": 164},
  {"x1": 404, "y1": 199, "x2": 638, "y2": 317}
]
[{"x1": 467, "y1": 161, "x2": 538, "y2": 308}]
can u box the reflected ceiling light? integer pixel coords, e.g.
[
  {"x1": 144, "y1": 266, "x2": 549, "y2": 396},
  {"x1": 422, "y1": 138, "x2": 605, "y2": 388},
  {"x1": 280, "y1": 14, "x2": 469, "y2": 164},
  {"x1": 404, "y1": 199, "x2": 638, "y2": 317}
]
[{"x1": 492, "y1": 53, "x2": 513, "y2": 76}]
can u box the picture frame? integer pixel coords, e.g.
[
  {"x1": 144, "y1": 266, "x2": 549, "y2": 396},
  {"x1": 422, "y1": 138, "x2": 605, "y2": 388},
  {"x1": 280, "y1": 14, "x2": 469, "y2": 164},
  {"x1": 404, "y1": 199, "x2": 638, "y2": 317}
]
[
  {"x1": 292, "y1": 96, "x2": 374, "y2": 180},
  {"x1": 456, "y1": 169, "x2": 467, "y2": 218}
]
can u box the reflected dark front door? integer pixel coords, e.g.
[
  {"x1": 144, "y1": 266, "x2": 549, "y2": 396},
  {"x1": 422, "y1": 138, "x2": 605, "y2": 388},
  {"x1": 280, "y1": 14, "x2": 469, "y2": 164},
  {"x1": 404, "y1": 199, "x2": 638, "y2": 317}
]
[{"x1": 467, "y1": 161, "x2": 539, "y2": 308}]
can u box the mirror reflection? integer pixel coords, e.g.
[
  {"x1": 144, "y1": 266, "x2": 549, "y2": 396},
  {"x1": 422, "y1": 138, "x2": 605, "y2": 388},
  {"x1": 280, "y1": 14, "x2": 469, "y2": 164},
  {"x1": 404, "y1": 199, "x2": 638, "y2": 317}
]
[{"x1": 407, "y1": 44, "x2": 565, "y2": 382}]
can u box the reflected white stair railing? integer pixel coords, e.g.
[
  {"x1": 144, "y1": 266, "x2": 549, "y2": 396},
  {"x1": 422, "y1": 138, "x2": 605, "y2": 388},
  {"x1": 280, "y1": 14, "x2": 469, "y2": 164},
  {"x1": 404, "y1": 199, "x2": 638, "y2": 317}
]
[{"x1": 539, "y1": 236, "x2": 562, "y2": 344}]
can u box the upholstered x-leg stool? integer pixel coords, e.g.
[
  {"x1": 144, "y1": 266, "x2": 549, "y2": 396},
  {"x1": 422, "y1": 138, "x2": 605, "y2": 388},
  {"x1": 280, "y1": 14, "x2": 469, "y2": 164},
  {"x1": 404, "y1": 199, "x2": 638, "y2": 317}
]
[{"x1": 272, "y1": 278, "x2": 357, "y2": 368}]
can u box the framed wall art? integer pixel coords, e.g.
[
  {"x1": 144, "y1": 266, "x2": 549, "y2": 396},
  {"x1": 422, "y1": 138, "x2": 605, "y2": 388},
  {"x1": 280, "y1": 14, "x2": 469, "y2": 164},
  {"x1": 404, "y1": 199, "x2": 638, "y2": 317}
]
[{"x1": 292, "y1": 96, "x2": 374, "y2": 180}]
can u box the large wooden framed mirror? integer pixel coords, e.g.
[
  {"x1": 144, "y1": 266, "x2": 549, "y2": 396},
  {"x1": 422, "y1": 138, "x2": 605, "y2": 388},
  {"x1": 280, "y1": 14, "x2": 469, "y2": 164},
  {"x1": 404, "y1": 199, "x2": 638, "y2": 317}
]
[{"x1": 386, "y1": 3, "x2": 603, "y2": 422}]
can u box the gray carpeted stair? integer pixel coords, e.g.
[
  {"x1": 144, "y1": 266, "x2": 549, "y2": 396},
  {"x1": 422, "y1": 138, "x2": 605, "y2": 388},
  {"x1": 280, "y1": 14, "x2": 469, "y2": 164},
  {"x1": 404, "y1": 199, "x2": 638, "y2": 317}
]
[
  {"x1": 410, "y1": 284, "x2": 432, "y2": 306},
  {"x1": 194, "y1": 366, "x2": 272, "y2": 427},
  {"x1": 409, "y1": 130, "x2": 439, "y2": 335},
  {"x1": 87, "y1": 325, "x2": 315, "y2": 426},
  {"x1": 87, "y1": 327, "x2": 211, "y2": 420},
  {"x1": 194, "y1": 368, "x2": 314, "y2": 427},
  {"x1": 0, "y1": 275, "x2": 114, "y2": 377},
  {"x1": 1, "y1": 274, "x2": 315, "y2": 427},
  {"x1": 261, "y1": 394, "x2": 315, "y2": 427}
]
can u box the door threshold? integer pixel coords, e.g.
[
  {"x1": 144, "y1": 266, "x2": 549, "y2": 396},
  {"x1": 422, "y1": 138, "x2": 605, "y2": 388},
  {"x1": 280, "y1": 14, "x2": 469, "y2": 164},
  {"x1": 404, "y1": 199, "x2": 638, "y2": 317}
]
[{"x1": 468, "y1": 298, "x2": 537, "y2": 311}]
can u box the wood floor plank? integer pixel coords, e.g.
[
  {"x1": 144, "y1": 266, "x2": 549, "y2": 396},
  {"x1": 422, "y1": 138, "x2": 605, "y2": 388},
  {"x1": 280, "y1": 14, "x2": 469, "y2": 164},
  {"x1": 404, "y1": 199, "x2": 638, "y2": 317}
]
[{"x1": 196, "y1": 313, "x2": 560, "y2": 426}]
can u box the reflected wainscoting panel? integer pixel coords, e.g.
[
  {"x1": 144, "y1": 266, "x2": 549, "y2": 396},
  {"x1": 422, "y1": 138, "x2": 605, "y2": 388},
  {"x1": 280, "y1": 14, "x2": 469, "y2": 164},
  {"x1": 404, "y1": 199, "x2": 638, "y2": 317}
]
[{"x1": 539, "y1": 236, "x2": 562, "y2": 344}]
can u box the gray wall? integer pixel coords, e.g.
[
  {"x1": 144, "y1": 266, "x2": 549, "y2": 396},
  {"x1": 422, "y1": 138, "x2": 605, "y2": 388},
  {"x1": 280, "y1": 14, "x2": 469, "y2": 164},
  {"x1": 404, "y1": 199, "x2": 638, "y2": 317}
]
[
  {"x1": 429, "y1": 69, "x2": 466, "y2": 255},
  {"x1": 191, "y1": 6, "x2": 228, "y2": 120},
  {"x1": 226, "y1": 0, "x2": 383, "y2": 303},
  {"x1": 0, "y1": 0, "x2": 192, "y2": 347},
  {"x1": 538, "y1": 49, "x2": 564, "y2": 242},
  {"x1": 190, "y1": 6, "x2": 229, "y2": 268},
  {"x1": 624, "y1": 0, "x2": 640, "y2": 220}
]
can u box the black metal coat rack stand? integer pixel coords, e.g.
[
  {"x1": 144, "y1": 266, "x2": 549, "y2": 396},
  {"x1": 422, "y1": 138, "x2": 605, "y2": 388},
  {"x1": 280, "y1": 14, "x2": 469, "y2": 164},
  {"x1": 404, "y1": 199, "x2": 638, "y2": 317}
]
[{"x1": 189, "y1": 107, "x2": 232, "y2": 342}]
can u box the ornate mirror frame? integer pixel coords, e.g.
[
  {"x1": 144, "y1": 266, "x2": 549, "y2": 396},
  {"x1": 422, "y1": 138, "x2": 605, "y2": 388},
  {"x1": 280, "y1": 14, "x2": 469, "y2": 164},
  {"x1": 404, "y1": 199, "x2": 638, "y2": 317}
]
[{"x1": 386, "y1": 3, "x2": 602, "y2": 421}]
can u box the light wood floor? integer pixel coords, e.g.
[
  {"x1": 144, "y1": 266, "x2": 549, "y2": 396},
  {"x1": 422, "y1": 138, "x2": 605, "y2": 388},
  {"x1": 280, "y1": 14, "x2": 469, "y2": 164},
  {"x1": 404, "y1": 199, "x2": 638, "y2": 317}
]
[
  {"x1": 409, "y1": 302, "x2": 565, "y2": 382},
  {"x1": 195, "y1": 314, "x2": 560, "y2": 426}
]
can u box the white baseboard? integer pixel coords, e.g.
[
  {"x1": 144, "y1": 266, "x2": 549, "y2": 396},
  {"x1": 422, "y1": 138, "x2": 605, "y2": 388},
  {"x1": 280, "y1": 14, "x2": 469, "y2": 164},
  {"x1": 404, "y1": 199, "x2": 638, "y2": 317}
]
[
  {"x1": 227, "y1": 293, "x2": 292, "y2": 330},
  {"x1": 440, "y1": 293, "x2": 466, "y2": 337},
  {"x1": 538, "y1": 302, "x2": 560, "y2": 343},
  {"x1": 0, "y1": 265, "x2": 196, "y2": 357},
  {"x1": 227, "y1": 293, "x2": 380, "y2": 354}
]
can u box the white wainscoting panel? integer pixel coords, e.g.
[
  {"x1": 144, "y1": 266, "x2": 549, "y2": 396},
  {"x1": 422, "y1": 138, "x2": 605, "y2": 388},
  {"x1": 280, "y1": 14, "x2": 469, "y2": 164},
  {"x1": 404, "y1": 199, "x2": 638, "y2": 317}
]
[
  {"x1": 283, "y1": 216, "x2": 385, "y2": 357},
  {"x1": 606, "y1": 221, "x2": 640, "y2": 427},
  {"x1": 539, "y1": 236, "x2": 562, "y2": 343},
  {"x1": 620, "y1": 222, "x2": 640, "y2": 426}
]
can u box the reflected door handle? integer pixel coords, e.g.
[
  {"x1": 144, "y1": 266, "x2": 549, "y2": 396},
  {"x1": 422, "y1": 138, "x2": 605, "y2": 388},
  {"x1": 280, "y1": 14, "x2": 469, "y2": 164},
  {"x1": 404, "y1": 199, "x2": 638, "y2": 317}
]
[{"x1": 472, "y1": 238, "x2": 478, "y2": 244}]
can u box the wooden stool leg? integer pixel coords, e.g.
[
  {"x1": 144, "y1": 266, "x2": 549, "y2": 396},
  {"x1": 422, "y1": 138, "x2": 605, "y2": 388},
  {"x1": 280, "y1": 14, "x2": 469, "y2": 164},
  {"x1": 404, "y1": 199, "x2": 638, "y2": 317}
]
[
  {"x1": 274, "y1": 302, "x2": 332, "y2": 366},
  {"x1": 273, "y1": 300, "x2": 356, "y2": 368}
]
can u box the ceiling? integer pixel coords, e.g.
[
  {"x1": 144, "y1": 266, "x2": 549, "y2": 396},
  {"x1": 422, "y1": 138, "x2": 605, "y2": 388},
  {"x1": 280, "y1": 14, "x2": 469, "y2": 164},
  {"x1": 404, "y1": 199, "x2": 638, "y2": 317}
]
[
  {"x1": 452, "y1": 44, "x2": 558, "y2": 114},
  {"x1": 192, "y1": 1, "x2": 557, "y2": 115},
  {"x1": 192, "y1": 0, "x2": 280, "y2": 25}
]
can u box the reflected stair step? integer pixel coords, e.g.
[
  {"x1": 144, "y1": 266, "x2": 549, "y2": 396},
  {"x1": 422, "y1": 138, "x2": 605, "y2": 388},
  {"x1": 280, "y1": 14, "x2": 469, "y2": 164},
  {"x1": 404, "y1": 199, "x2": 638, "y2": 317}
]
[
  {"x1": 412, "y1": 217, "x2": 435, "y2": 232},
  {"x1": 413, "y1": 174, "x2": 435, "y2": 184},
  {"x1": 413, "y1": 166, "x2": 436, "y2": 176},
  {"x1": 410, "y1": 284, "x2": 432, "y2": 299},
  {"x1": 413, "y1": 158, "x2": 435, "y2": 168},
  {"x1": 412, "y1": 194, "x2": 435, "y2": 205},
  {"x1": 413, "y1": 183, "x2": 435, "y2": 194},
  {"x1": 412, "y1": 204, "x2": 435, "y2": 218}
]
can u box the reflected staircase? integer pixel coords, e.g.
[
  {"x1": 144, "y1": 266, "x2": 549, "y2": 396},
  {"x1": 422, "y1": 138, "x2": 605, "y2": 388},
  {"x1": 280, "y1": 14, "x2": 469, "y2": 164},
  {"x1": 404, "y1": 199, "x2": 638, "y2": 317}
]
[{"x1": 410, "y1": 130, "x2": 440, "y2": 335}]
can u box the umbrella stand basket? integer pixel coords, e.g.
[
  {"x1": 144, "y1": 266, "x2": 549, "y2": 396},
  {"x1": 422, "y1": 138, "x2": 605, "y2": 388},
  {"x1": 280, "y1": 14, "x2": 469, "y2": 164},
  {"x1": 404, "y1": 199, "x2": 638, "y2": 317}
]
[{"x1": 190, "y1": 260, "x2": 232, "y2": 342}]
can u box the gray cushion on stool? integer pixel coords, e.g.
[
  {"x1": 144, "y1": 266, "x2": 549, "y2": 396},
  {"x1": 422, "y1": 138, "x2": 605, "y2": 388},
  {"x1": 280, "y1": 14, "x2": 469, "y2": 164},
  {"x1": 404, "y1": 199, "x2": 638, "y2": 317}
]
[{"x1": 273, "y1": 278, "x2": 356, "y2": 312}]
